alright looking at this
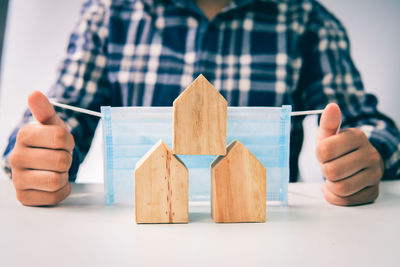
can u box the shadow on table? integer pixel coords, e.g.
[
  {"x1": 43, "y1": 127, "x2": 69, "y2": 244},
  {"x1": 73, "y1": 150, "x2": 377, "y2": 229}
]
[
  {"x1": 374, "y1": 182, "x2": 400, "y2": 207},
  {"x1": 189, "y1": 211, "x2": 211, "y2": 222},
  {"x1": 61, "y1": 186, "x2": 314, "y2": 223},
  {"x1": 58, "y1": 182, "x2": 400, "y2": 222},
  {"x1": 57, "y1": 184, "x2": 117, "y2": 211}
]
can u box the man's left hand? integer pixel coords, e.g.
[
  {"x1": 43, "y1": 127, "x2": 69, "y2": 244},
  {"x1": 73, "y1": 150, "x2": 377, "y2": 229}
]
[{"x1": 316, "y1": 103, "x2": 384, "y2": 206}]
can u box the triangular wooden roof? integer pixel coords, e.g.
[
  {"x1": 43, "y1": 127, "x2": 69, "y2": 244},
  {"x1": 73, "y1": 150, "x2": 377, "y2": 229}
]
[{"x1": 173, "y1": 75, "x2": 228, "y2": 155}]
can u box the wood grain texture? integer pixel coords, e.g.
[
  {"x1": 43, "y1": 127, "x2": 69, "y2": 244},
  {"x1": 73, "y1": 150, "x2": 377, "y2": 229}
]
[
  {"x1": 135, "y1": 140, "x2": 188, "y2": 223},
  {"x1": 211, "y1": 140, "x2": 266, "y2": 223},
  {"x1": 173, "y1": 74, "x2": 227, "y2": 155}
]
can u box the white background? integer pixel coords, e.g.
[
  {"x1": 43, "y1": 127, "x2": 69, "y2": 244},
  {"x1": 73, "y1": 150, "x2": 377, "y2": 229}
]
[{"x1": 0, "y1": 0, "x2": 399, "y2": 182}]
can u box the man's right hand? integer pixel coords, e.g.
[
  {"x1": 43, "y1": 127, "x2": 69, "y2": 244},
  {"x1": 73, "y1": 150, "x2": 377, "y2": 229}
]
[{"x1": 10, "y1": 91, "x2": 75, "y2": 206}]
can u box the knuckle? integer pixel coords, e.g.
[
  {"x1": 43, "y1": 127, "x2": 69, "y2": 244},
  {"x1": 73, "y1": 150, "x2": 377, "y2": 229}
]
[
  {"x1": 323, "y1": 190, "x2": 342, "y2": 206},
  {"x1": 56, "y1": 152, "x2": 72, "y2": 171},
  {"x1": 325, "y1": 192, "x2": 349, "y2": 206},
  {"x1": 16, "y1": 126, "x2": 31, "y2": 144},
  {"x1": 66, "y1": 153, "x2": 73, "y2": 169},
  {"x1": 9, "y1": 151, "x2": 17, "y2": 167},
  {"x1": 9, "y1": 149, "x2": 22, "y2": 168},
  {"x1": 355, "y1": 129, "x2": 367, "y2": 142},
  {"x1": 50, "y1": 185, "x2": 69, "y2": 205},
  {"x1": 349, "y1": 128, "x2": 361, "y2": 137},
  {"x1": 321, "y1": 163, "x2": 329, "y2": 177},
  {"x1": 368, "y1": 151, "x2": 381, "y2": 165},
  {"x1": 70, "y1": 134, "x2": 76, "y2": 150},
  {"x1": 15, "y1": 190, "x2": 29, "y2": 206},
  {"x1": 48, "y1": 172, "x2": 64, "y2": 191},
  {"x1": 47, "y1": 193, "x2": 60, "y2": 205},
  {"x1": 324, "y1": 184, "x2": 358, "y2": 206},
  {"x1": 12, "y1": 173, "x2": 22, "y2": 189},
  {"x1": 330, "y1": 181, "x2": 350, "y2": 197},
  {"x1": 53, "y1": 127, "x2": 68, "y2": 148},
  {"x1": 322, "y1": 163, "x2": 339, "y2": 180},
  {"x1": 12, "y1": 172, "x2": 23, "y2": 189},
  {"x1": 371, "y1": 186, "x2": 379, "y2": 202},
  {"x1": 348, "y1": 128, "x2": 364, "y2": 145},
  {"x1": 373, "y1": 166, "x2": 383, "y2": 180},
  {"x1": 316, "y1": 142, "x2": 330, "y2": 162},
  {"x1": 344, "y1": 127, "x2": 355, "y2": 136}
]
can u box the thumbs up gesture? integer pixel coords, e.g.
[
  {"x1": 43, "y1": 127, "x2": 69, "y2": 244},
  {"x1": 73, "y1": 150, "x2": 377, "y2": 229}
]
[
  {"x1": 316, "y1": 103, "x2": 384, "y2": 206},
  {"x1": 10, "y1": 91, "x2": 75, "y2": 206}
]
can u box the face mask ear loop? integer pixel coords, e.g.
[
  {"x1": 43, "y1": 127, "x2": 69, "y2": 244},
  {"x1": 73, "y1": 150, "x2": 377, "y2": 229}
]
[
  {"x1": 48, "y1": 99, "x2": 102, "y2": 117},
  {"x1": 290, "y1": 109, "x2": 324, "y2": 116},
  {"x1": 335, "y1": 118, "x2": 342, "y2": 135},
  {"x1": 290, "y1": 109, "x2": 341, "y2": 134}
]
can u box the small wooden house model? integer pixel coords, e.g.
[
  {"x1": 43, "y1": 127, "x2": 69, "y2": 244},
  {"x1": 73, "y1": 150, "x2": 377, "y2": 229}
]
[
  {"x1": 211, "y1": 140, "x2": 266, "y2": 223},
  {"x1": 135, "y1": 140, "x2": 188, "y2": 223},
  {"x1": 173, "y1": 74, "x2": 227, "y2": 155}
]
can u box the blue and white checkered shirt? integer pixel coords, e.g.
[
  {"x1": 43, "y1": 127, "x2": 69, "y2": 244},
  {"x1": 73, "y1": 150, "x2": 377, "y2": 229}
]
[{"x1": 3, "y1": 0, "x2": 400, "y2": 181}]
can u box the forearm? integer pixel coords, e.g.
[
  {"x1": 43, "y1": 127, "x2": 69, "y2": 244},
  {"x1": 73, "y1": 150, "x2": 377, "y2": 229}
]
[
  {"x1": 358, "y1": 121, "x2": 400, "y2": 180},
  {"x1": 297, "y1": 3, "x2": 400, "y2": 181},
  {"x1": 336, "y1": 97, "x2": 400, "y2": 180},
  {"x1": 2, "y1": 0, "x2": 113, "y2": 179}
]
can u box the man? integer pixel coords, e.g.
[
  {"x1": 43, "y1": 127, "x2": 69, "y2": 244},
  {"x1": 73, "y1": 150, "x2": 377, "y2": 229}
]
[{"x1": 3, "y1": 0, "x2": 400, "y2": 206}]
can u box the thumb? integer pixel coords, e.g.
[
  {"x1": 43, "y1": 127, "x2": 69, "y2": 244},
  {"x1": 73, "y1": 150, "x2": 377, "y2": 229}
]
[
  {"x1": 28, "y1": 91, "x2": 67, "y2": 129},
  {"x1": 317, "y1": 103, "x2": 341, "y2": 142}
]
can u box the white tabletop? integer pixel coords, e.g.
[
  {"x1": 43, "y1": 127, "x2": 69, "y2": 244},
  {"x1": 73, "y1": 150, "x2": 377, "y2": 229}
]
[{"x1": 1, "y1": 179, "x2": 399, "y2": 267}]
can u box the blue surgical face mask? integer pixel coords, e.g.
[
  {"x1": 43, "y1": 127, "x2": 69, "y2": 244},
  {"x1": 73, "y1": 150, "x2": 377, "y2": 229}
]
[{"x1": 101, "y1": 105, "x2": 291, "y2": 206}]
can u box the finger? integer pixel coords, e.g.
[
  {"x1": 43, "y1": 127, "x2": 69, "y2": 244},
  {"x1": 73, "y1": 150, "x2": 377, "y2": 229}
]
[
  {"x1": 12, "y1": 169, "x2": 69, "y2": 192},
  {"x1": 28, "y1": 91, "x2": 67, "y2": 129},
  {"x1": 325, "y1": 167, "x2": 382, "y2": 197},
  {"x1": 320, "y1": 146, "x2": 370, "y2": 181},
  {"x1": 322, "y1": 184, "x2": 379, "y2": 206},
  {"x1": 10, "y1": 146, "x2": 72, "y2": 172},
  {"x1": 15, "y1": 183, "x2": 71, "y2": 206},
  {"x1": 17, "y1": 124, "x2": 75, "y2": 152},
  {"x1": 317, "y1": 103, "x2": 341, "y2": 142},
  {"x1": 316, "y1": 128, "x2": 366, "y2": 163}
]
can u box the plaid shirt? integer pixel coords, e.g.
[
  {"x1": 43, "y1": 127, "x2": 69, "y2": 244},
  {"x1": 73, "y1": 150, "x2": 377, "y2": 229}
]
[{"x1": 3, "y1": 0, "x2": 400, "y2": 181}]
